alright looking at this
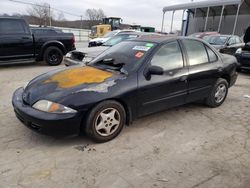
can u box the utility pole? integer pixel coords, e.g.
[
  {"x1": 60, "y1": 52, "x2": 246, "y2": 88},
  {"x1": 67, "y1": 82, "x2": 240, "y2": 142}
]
[
  {"x1": 49, "y1": 5, "x2": 52, "y2": 26},
  {"x1": 80, "y1": 15, "x2": 83, "y2": 29}
]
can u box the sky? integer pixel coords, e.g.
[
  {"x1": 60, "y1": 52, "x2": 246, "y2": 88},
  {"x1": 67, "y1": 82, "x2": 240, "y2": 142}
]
[{"x1": 1, "y1": 0, "x2": 200, "y2": 32}]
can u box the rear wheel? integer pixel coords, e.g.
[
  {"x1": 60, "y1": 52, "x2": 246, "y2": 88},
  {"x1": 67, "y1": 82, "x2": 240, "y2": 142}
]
[
  {"x1": 205, "y1": 78, "x2": 228, "y2": 107},
  {"x1": 44, "y1": 46, "x2": 63, "y2": 66},
  {"x1": 84, "y1": 100, "x2": 126, "y2": 142}
]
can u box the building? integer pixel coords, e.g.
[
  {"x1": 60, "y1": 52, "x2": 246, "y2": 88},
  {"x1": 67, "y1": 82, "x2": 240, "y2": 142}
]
[{"x1": 161, "y1": 0, "x2": 250, "y2": 36}]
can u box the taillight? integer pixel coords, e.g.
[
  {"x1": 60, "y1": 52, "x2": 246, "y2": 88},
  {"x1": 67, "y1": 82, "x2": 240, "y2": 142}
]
[{"x1": 71, "y1": 36, "x2": 75, "y2": 44}]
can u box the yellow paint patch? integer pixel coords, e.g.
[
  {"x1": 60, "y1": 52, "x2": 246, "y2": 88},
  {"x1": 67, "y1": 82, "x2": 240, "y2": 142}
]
[
  {"x1": 31, "y1": 170, "x2": 52, "y2": 179},
  {"x1": 44, "y1": 66, "x2": 113, "y2": 88}
]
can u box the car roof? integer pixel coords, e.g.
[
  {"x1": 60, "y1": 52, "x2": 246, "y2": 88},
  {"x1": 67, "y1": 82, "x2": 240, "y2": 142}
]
[{"x1": 208, "y1": 35, "x2": 232, "y2": 38}]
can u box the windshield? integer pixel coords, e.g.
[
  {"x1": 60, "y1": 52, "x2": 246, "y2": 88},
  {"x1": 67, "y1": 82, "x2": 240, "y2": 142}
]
[
  {"x1": 103, "y1": 30, "x2": 119, "y2": 38},
  {"x1": 91, "y1": 26, "x2": 97, "y2": 36},
  {"x1": 89, "y1": 41, "x2": 156, "y2": 73},
  {"x1": 103, "y1": 34, "x2": 138, "y2": 46},
  {"x1": 204, "y1": 36, "x2": 228, "y2": 45}
]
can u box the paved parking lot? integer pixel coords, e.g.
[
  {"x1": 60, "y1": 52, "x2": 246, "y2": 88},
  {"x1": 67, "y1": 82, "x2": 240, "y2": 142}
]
[{"x1": 0, "y1": 51, "x2": 250, "y2": 187}]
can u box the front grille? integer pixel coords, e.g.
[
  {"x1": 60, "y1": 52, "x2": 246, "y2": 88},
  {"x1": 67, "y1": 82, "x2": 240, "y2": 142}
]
[{"x1": 30, "y1": 123, "x2": 41, "y2": 131}]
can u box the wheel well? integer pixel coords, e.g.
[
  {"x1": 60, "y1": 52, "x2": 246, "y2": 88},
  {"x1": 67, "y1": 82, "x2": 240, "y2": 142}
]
[
  {"x1": 221, "y1": 74, "x2": 231, "y2": 85},
  {"x1": 40, "y1": 43, "x2": 66, "y2": 60},
  {"x1": 112, "y1": 99, "x2": 132, "y2": 125}
]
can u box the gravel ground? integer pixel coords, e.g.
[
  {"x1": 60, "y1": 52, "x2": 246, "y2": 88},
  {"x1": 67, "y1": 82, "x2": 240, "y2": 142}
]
[{"x1": 0, "y1": 56, "x2": 250, "y2": 188}]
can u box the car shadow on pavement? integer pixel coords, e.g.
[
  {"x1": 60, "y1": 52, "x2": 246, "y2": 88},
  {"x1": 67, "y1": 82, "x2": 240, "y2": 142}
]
[
  {"x1": 0, "y1": 61, "x2": 51, "y2": 68},
  {"x1": 24, "y1": 102, "x2": 206, "y2": 147}
]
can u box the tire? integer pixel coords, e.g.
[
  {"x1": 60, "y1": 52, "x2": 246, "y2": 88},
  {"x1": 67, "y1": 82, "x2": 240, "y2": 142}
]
[
  {"x1": 44, "y1": 46, "x2": 63, "y2": 66},
  {"x1": 84, "y1": 100, "x2": 126, "y2": 142},
  {"x1": 205, "y1": 78, "x2": 229, "y2": 108}
]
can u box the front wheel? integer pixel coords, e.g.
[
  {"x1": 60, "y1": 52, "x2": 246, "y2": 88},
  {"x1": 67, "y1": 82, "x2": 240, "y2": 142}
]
[
  {"x1": 84, "y1": 100, "x2": 126, "y2": 142},
  {"x1": 205, "y1": 78, "x2": 229, "y2": 107},
  {"x1": 44, "y1": 46, "x2": 63, "y2": 66}
]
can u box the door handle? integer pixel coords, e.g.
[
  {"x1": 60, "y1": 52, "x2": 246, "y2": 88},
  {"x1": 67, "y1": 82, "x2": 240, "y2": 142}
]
[
  {"x1": 22, "y1": 37, "x2": 30, "y2": 40},
  {"x1": 180, "y1": 75, "x2": 188, "y2": 82}
]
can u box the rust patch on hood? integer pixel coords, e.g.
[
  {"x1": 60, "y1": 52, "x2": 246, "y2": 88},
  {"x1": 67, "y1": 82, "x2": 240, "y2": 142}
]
[{"x1": 44, "y1": 66, "x2": 113, "y2": 88}]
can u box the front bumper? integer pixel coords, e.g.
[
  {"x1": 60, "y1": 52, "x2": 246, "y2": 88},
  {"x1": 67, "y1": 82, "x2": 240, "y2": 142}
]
[
  {"x1": 12, "y1": 88, "x2": 82, "y2": 135},
  {"x1": 236, "y1": 51, "x2": 250, "y2": 70}
]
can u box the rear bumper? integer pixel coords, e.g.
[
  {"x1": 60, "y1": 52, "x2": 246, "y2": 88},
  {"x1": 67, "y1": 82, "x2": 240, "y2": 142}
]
[
  {"x1": 12, "y1": 88, "x2": 82, "y2": 136},
  {"x1": 230, "y1": 71, "x2": 238, "y2": 87}
]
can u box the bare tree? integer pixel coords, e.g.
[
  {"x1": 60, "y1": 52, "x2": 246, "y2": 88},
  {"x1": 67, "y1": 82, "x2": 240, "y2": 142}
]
[
  {"x1": 27, "y1": 3, "x2": 53, "y2": 26},
  {"x1": 57, "y1": 12, "x2": 66, "y2": 21},
  {"x1": 85, "y1": 8, "x2": 106, "y2": 21}
]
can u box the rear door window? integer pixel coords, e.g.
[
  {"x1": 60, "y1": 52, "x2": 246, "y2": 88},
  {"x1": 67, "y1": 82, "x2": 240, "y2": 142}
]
[
  {"x1": 205, "y1": 46, "x2": 218, "y2": 62},
  {"x1": 0, "y1": 19, "x2": 27, "y2": 34},
  {"x1": 182, "y1": 39, "x2": 209, "y2": 66}
]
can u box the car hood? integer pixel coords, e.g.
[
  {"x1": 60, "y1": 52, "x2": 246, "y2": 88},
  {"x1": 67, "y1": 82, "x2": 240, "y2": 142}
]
[
  {"x1": 90, "y1": 37, "x2": 110, "y2": 43},
  {"x1": 23, "y1": 66, "x2": 124, "y2": 106},
  {"x1": 82, "y1": 46, "x2": 109, "y2": 58}
]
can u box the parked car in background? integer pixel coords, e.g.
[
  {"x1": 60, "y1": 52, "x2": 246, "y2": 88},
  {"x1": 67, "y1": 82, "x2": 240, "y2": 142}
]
[
  {"x1": 88, "y1": 30, "x2": 136, "y2": 47},
  {"x1": 65, "y1": 32, "x2": 157, "y2": 66},
  {"x1": 235, "y1": 43, "x2": 250, "y2": 70},
  {"x1": 0, "y1": 17, "x2": 75, "y2": 66},
  {"x1": 13, "y1": 37, "x2": 238, "y2": 142},
  {"x1": 189, "y1": 31, "x2": 219, "y2": 39},
  {"x1": 204, "y1": 35, "x2": 245, "y2": 55},
  {"x1": 235, "y1": 26, "x2": 250, "y2": 71}
]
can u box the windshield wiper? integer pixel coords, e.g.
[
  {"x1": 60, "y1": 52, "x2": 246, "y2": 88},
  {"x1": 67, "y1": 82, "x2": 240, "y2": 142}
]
[{"x1": 95, "y1": 58, "x2": 126, "y2": 73}]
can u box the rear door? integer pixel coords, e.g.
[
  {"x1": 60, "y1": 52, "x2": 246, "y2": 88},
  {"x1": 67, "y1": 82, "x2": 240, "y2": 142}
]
[
  {"x1": 0, "y1": 19, "x2": 33, "y2": 61},
  {"x1": 181, "y1": 39, "x2": 222, "y2": 102},
  {"x1": 137, "y1": 40, "x2": 188, "y2": 116}
]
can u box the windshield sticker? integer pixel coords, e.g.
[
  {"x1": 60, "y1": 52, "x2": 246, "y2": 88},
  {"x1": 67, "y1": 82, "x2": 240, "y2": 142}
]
[
  {"x1": 135, "y1": 52, "x2": 144, "y2": 58},
  {"x1": 146, "y1": 43, "x2": 154, "y2": 47},
  {"x1": 133, "y1": 46, "x2": 151, "y2": 51}
]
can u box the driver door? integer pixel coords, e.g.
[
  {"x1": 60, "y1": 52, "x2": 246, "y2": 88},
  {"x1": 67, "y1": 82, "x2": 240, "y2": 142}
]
[
  {"x1": 223, "y1": 36, "x2": 244, "y2": 55},
  {"x1": 137, "y1": 40, "x2": 189, "y2": 117}
]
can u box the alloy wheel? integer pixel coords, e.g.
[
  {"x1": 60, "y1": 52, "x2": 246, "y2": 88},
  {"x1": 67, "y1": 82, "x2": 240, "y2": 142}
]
[
  {"x1": 95, "y1": 108, "x2": 121, "y2": 137},
  {"x1": 215, "y1": 84, "x2": 227, "y2": 103}
]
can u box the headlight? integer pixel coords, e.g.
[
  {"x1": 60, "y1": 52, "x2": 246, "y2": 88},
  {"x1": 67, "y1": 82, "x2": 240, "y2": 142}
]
[
  {"x1": 32, "y1": 100, "x2": 77, "y2": 113},
  {"x1": 65, "y1": 53, "x2": 72, "y2": 58},
  {"x1": 235, "y1": 48, "x2": 242, "y2": 54}
]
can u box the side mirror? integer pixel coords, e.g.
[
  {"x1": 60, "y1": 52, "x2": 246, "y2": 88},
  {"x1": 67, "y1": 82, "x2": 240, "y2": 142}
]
[
  {"x1": 144, "y1": 65, "x2": 164, "y2": 80},
  {"x1": 226, "y1": 42, "x2": 230, "y2": 46},
  {"x1": 148, "y1": 66, "x2": 164, "y2": 75}
]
